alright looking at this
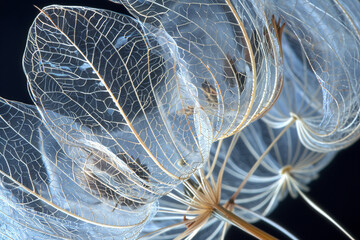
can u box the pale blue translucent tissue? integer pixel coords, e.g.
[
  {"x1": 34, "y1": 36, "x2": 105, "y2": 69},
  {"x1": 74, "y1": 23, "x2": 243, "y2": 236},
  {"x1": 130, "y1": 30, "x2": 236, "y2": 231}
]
[
  {"x1": 0, "y1": 98, "x2": 157, "y2": 239},
  {"x1": 262, "y1": 0, "x2": 360, "y2": 152},
  {"x1": 113, "y1": 0, "x2": 285, "y2": 140},
  {"x1": 23, "y1": 5, "x2": 212, "y2": 201}
]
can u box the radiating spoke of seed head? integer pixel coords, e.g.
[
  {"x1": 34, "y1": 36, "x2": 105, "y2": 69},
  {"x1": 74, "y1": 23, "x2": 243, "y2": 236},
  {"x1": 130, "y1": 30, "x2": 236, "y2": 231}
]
[
  {"x1": 138, "y1": 119, "x2": 337, "y2": 239},
  {"x1": 219, "y1": 120, "x2": 337, "y2": 218},
  {"x1": 112, "y1": 0, "x2": 286, "y2": 140}
]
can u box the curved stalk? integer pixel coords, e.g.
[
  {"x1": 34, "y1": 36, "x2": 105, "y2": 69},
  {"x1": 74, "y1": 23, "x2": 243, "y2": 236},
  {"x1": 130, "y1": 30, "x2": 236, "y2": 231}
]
[
  {"x1": 234, "y1": 204, "x2": 298, "y2": 240},
  {"x1": 213, "y1": 205, "x2": 277, "y2": 240},
  {"x1": 293, "y1": 182, "x2": 355, "y2": 240}
]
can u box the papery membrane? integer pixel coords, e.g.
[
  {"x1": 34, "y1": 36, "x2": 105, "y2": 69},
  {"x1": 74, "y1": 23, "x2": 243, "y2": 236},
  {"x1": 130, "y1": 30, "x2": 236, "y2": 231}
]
[
  {"x1": 23, "y1": 5, "x2": 212, "y2": 203},
  {"x1": 0, "y1": 98, "x2": 156, "y2": 239},
  {"x1": 113, "y1": 0, "x2": 285, "y2": 140},
  {"x1": 262, "y1": 0, "x2": 360, "y2": 152}
]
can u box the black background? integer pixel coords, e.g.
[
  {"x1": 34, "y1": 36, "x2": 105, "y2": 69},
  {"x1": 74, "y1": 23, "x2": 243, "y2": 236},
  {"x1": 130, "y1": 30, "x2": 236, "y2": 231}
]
[{"x1": 1, "y1": 1, "x2": 359, "y2": 239}]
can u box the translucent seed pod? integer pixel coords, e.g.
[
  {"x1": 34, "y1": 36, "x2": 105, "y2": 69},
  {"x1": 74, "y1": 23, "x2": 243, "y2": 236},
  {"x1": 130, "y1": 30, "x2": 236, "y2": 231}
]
[
  {"x1": 112, "y1": 0, "x2": 285, "y2": 140},
  {"x1": 0, "y1": 98, "x2": 157, "y2": 239},
  {"x1": 23, "y1": 5, "x2": 213, "y2": 203},
  {"x1": 261, "y1": 0, "x2": 360, "y2": 152}
]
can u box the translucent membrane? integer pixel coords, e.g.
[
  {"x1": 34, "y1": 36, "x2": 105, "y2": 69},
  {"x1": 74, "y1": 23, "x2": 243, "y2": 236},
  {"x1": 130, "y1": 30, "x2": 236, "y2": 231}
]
[
  {"x1": 262, "y1": 0, "x2": 360, "y2": 152},
  {"x1": 1, "y1": 0, "x2": 359, "y2": 239},
  {"x1": 0, "y1": 98, "x2": 156, "y2": 239},
  {"x1": 23, "y1": 5, "x2": 213, "y2": 204},
  {"x1": 114, "y1": 0, "x2": 285, "y2": 140}
]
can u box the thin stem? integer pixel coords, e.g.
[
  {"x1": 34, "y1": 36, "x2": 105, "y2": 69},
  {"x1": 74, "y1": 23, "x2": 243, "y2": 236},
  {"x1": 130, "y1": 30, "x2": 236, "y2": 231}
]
[
  {"x1": 234, "y1": 204, "x2": 298, "y2": 240},
  {"x1": 206, "y1": 138, "x2": 223, "y2": 179},
  {"x1": 213, "y1": 205, "x2": 277, "y2": 240},
  {"x1": 216, "y1": 133, "x2": 241, "y2": 201},
  {"x1": 220, "y1": 222, "x2": 229, "y2": 240},
  {"x1": 293, "y1": 182, "x2": 355, "y2": 240},
  {"x1": 228, "y1": 117, "x2": 296, "y2": 203}
]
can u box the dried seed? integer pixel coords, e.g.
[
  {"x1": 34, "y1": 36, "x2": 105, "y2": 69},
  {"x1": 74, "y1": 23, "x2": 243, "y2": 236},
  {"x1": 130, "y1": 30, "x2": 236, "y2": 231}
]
[
  {"x1": 224, "y1": 54, "x2": 246, "y2": 93},
  {"x1": 83, "y1": 149, "x2": 150, "y2": 210},
  {"x1": 201, "y1": 80, "x2": 218, "y2": 106},
  {"x1": 177, "y1": 106, "x2": 195, "y2": 116}
]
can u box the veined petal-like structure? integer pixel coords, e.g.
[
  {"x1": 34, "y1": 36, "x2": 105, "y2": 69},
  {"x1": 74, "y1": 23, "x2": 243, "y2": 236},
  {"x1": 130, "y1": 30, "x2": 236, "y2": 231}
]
[
  {"x1": 113, "y1": 0, "x2": 285, "y2": 140},
  {"x1": 0, "y1": 98, "x2": 157, "y2": 239},
  {"x1": 23, "y1": 5, "x2": 213, "y2": 204},
  {"x1": 262, "y1": 0, "x2": 360, "y2": 152}
]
